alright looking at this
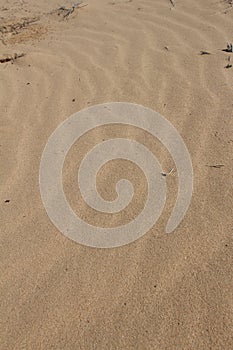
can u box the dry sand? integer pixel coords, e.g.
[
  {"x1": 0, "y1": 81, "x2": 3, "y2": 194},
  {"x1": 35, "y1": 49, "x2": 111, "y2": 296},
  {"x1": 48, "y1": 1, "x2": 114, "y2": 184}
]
[{"x1": 0, "y1": 0, "x2": 233, "y2": 349}]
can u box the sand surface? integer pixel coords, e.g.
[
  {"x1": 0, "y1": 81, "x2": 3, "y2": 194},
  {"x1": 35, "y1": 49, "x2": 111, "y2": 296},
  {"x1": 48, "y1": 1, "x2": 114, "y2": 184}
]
[{"x1": 0, "y1": 0, "x2": 233, "y2": 349}]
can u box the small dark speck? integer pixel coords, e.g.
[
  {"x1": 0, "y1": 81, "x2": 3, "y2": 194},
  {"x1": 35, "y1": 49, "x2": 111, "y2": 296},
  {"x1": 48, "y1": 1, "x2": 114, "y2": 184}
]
[
  {"x1": 154, "y1": 285, "x2": 157, "y2": 288},
  {"x1": 137, "y1": 7, "x2": 142, "y2": 10},
  {"x1": 124, "y1": 302, "x2": 127, "y2": 306},
  {"x1": 225, "y1": 244, "x2": 228, "y2": 247},
  {"x1": 28, "y1": 64, "x2": 31, "y2": 67},
  {"x1": 5, "y1": 199, "x2": 10, "y2": 203},
  {"x1": 72, "y1": 98, "x2": 75, "y2": 102},
  {"x1": 65, "y1": 267, "x2": 68, "y2": 271},
  {"x1": 87, "y1": 320, "x2": 90, "y2": 323},
  {"x1": 178, "y1": 322, "x2": 180, "y2": 325},
  {"x1": 26, "y1": 82, "x2": 30, "y2": 85}
]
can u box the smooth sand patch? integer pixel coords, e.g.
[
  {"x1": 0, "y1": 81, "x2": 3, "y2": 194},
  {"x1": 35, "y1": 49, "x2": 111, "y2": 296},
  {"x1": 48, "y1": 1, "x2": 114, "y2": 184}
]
[{"x1": 0, "y1": 0, "x2": 232, "y2": 349}]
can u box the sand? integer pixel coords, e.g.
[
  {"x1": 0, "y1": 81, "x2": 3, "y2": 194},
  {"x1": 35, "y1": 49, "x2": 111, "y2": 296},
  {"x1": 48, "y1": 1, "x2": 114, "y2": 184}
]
[{"x1": 0, "y1": 0, "x2": 233, "y2": 348}]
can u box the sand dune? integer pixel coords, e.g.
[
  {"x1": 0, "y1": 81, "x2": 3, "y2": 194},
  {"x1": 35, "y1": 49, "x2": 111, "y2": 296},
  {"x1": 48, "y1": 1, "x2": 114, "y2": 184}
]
[{"x1": 0, "y1": 0, "x2": 233, "y2": 349}]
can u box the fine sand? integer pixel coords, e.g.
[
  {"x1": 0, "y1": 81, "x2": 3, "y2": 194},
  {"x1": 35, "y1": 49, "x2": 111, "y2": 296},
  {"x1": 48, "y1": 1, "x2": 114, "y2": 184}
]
[{"x1": 0, "y1": 0, "x2": 233, "y2": 349}]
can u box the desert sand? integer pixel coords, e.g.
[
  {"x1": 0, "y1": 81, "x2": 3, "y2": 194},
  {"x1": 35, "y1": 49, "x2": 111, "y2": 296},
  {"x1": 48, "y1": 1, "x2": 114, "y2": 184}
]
[{"x1": 0, "y1": 0, "x2": 233, "y2": 349}]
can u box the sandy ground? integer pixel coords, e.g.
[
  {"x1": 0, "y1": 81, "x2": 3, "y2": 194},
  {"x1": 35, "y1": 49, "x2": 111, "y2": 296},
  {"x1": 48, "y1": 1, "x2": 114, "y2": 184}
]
[{"x1": 0, "y1": 0, "x2": 233, "y2": 349}]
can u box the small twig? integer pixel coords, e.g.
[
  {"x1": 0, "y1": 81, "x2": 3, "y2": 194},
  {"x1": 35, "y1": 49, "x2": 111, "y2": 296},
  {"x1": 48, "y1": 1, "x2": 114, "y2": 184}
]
[
  {"x1": 222, "y1": 43, "x2": 233, "y2": 53},
  {"x1": 0, "y1": 52, "x2": 25, "y2": 64},
  {"x1": 206, "y1": 164, "x2": 224, "y2": 168},
  {"x1": 63, "y1": 7, "x2": 75, "y2": 18},
  {"x1": 169, "y1": 0, "x2": 175, "y2": 7},
  {"x1": 200, "y1": 51, "x2": 211, "y2": 55},
  {"x1": 161, "y1": 168, "x2": 175, "y2": 177},
  {"x1": 49, "y1": 2, "x2": 88, "y2": 19},
  {"x1": 0, "y1": 17, "x2": 39, "y2": 34},
  {"x1": 225, "y1": 55, "x2": 232, "y2": 68},
  {"x1": 64, "y1": 2, "x2": 88, "y2": 18},
  {"x1": 49, "y1": 6, "x2": 66, "y2": 14}
]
